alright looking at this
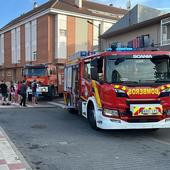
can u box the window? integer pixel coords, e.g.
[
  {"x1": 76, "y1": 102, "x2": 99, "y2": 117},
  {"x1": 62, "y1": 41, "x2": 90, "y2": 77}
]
[
  {"x1": 11, "y1": 27, "x2": 20, "y2": 64},
  {"x1": 25, "y1": 20, "x2": 37, "y2": 61},
  {"x1": 167, "y1": 24, "x2": 170, "y2": 40},
  {"x1": 23, "y1": 68, "x2": 46, "y2": 76},
  {"x1": 0, "y1": 34, "x2": 4, "y2": 65},
  {"x1": 106, "y1": 55, "x2": 170, "y2": 84},
  {"x1": 84, "y1": 62, "x2": 91, "y2": 79},
  {"x1": 161, "y1": 17, "x2": 170, "y2": 45},
  {"x1": 90, "y1": 58, "x2": 104, "y2": 81}
]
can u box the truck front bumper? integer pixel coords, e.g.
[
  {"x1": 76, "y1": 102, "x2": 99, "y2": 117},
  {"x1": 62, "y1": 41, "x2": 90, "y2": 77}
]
[{"x1": 97, "y1": 114, "x2": 170, "y2": 129}]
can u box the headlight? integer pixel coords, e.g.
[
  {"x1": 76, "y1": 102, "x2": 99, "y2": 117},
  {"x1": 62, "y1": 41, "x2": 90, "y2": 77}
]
[
  {"x1": 115, "y1": 89, "x2": 128, "y2": 98},
  {"x1": 103, "y1": 109, "x2": 119, "y2": 117},
  {"x1": 160, "y1": 88, "x2": 170, "y2": 97},
  {"x1": 162, "y1": 88, "x2": 170, "y2": 93},
  {"x1": 42, "y1": 88, "x2": 46, "y2": 92}
]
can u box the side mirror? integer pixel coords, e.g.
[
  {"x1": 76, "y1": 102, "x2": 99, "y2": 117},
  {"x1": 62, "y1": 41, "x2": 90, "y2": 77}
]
[
  {"x1": 91, "y1": 60, "x2": 98, "y2": 81},
  {"x1": 48, "y1": 69, "x2": 52, "y2": 75},
  {"x1": 99, "y1": 79, "x2": 104, "y2": 84}
]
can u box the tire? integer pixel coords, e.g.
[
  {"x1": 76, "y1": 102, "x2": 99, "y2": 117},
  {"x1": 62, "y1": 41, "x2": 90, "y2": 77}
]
[
  {"x1": 88, "y1": 104, "x2": 98, "y2": 130},
  {"x1": 47, "y1": 86, "x2": 56, "y2": 101},
  {"x1": 59, "y1": 93, "x2": 63, "y2": 98}
]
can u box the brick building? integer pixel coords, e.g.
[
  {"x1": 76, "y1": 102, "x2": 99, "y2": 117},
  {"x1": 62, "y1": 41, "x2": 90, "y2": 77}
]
[{"x1": 0, "y1": 0, "x2": 127, "y2": 82}]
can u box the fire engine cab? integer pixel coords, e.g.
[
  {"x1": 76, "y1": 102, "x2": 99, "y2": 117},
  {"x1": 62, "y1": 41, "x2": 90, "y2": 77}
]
[
  {"x1": 23, "y1": 64, "x2": 63, "y2": 100},
  {"x1": 64, "y1": 48, "x2": 170, "y2": 130}
]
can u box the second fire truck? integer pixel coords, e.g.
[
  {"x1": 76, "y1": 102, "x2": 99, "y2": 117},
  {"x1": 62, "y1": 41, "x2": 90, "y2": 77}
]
[
  {"x1": 23, "y1": 64, "x2": 64, "y2": 100},
  {"x1": 64, "y1": 48, "x2": 170, "y2": 130}
]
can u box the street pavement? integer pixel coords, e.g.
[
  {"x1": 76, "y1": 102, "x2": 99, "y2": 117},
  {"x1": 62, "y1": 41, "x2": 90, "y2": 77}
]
[{"x1": 0, "y1": 99, "x2": 170, "y2": 169}]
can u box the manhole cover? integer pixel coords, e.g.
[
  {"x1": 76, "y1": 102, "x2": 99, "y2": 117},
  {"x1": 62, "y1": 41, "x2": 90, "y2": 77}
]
[
  {"x1": 31, "y1": 124, "x2": 47, "y2": 129},
  {"x1": 29, "y1": 144, "x2": 40, "y2": 149}
]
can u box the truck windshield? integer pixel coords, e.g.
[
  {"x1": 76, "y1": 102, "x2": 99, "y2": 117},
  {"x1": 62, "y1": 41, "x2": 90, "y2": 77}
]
[
  {"x1": 24, "y1": 68, "x2": 47, "y2": 76},
  {"x1": 106, "y1": 55, "x2": 170, "y2": 84}
]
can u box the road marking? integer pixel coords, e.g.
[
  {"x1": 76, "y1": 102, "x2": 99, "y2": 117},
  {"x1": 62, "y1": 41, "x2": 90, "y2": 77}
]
[
  {"x1": 0, "y1": 127, "x2": 32, "y2": 170},
  {"x1": 152, "y1": 138, "x2": 170, "y2": 146},
  {"x1": 48, "y1": 102, "x2": 65, "y2": 109}
]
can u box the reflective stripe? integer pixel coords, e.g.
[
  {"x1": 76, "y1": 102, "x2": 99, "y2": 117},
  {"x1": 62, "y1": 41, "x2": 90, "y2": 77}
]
[{"x1": 92, "y1": 80, "x2": 102, "y2": 108}]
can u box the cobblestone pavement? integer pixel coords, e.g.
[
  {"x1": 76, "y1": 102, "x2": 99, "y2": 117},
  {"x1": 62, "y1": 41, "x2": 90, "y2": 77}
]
[
  {"x1": 0, "y1": 127, "x2": 31, "y2": 170},
  {"x1": 0, "y1": 104, "x2": 170, "y2": 170}
]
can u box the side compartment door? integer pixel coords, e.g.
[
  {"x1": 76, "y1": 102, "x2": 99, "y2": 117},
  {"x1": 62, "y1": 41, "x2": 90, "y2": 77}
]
[
  {"x1": 72, "y1": 65, "x2": 79, "y2": 108},
  {"x1": 65, "y1": 66, "x2": 73, "y2": 107}
]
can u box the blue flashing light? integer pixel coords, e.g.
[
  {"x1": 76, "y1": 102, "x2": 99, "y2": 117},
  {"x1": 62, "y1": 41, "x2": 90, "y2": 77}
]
[
  {"x1": 106, "y1": 48, "x2": 113, "y2": 52},
  {"x1": 116, "y1": 47, "x2": 133, "y2": 51},
  {"x1": 80, "y1": 51, "x2": 87, "y2": 57}
]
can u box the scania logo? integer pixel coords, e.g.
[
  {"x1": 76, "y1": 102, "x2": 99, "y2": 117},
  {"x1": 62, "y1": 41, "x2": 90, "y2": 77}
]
[{"x1": 133, "y1": 55, "x2": 152, "y2": 59}]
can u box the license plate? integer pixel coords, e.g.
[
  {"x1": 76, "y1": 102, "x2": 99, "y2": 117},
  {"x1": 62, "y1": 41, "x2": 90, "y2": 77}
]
[{"x1": 130, "y1": 104, "x2": 162, "y2": 117}]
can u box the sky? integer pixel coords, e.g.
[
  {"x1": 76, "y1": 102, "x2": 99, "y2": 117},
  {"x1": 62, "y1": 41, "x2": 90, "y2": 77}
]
[{"x1": 0, "y1": 0, "x2": 170, "y2": 28}]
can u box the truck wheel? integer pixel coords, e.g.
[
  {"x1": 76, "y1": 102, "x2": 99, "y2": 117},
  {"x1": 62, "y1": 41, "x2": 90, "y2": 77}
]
[
  {"x1": 88, "y1": 104, "x2": 98, "y2": 130},
  {"x1": 59, "y1": 93, "x2": 63, "y2": 98},
  {"x1": 48, "y1": 87, "x2": 56, "y2": 101}
]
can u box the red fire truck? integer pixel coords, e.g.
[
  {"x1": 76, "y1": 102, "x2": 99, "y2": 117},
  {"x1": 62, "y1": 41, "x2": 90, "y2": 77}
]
[
  {"x1": 23, "y1": 64, "x2": 64, "y2": 100},
  {"x1": 64, "y1": 48, "x2": 170, "y2": 130}
]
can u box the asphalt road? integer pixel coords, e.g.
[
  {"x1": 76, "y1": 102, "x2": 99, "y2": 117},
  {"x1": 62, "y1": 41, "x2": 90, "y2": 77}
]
[{"x1": 0, "y1": 107, "x2": 170, "y2": 170}]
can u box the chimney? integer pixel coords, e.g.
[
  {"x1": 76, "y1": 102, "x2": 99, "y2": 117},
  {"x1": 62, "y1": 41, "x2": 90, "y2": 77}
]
[
  {"x1": 127, "y1": 0, "x2": 131, "y2": 10},
  {"x1": 75, "y1": 0, "x2": 82, "y2": 8},
  {"x1": 33, "y1": 0, "x2": 38, "y2": 9}
]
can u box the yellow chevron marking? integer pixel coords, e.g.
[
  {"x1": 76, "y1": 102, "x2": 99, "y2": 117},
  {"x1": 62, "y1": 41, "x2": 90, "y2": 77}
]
[{"x1": 92, "y1": 80, "x2": 102, "y2": 108}]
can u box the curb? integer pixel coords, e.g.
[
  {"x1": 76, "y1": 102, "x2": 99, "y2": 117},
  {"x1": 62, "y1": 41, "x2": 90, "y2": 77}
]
[{"x1": 0, "y1": 127, "x2": 32, "y2": 170}]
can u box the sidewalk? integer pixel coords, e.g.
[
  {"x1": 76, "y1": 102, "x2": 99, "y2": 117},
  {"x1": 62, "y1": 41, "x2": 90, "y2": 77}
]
[
  {"x1": 0, "y1": 127, "x2": 32, "y2": 170},
  {"x1": 0, "y1": 98, "x2": 65, "y2": 109}
]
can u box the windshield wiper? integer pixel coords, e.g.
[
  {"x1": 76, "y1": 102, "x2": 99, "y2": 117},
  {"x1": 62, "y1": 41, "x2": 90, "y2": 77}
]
[
  {"x1": 113, "y1": 81, "x2": 139, "y2": 84},
  {"x1": 155, "y1": 80, "x2": 170, "y2": 83}
]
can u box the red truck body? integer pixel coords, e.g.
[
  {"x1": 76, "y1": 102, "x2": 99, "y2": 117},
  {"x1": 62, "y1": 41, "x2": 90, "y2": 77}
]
[
  {"x1": 64, "y1": 49, "x2": 170, "y2": 130},
  {"x1": 23, "y1": 64, "x2": 64, "y2": 99}
]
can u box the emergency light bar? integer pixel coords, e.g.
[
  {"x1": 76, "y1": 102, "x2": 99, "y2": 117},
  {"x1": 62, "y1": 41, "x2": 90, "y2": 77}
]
[
  {"x1": 105, "y1": 47, "x2": 133, "y2": 52},
  {"x1": 116, "y1": 47, "x2": 133, "y2": 51},
  {"x1": 68, "y1": 51, "x2": 96, "y2": 61}
]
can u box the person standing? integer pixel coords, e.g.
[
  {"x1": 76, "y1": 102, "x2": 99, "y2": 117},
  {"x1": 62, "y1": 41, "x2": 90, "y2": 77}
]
[
  {"x1": 10, "y1": 81, "x2": 15, "y2": 103},
  {"x1": 0, "y1": 80, "x2": 8, "y2": 105},
  {"x1": 32, "y1": 80, "x2": 38, "y2": 105},
  {"x1": 16, "y1": 81, "x2": 22, "y2": 103},
  {"x1": 20, "y1": 80, "x2": 27, "y2": 107}
]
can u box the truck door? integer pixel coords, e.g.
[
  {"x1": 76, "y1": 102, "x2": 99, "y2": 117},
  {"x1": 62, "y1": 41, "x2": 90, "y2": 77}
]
[
  {"x1": 72, "y1": 65, "x2": 79, "y2": 107},
  {"x1": 82, "y1": 61, "x2": 91, "y2": 100},
  {"x1": 57, "y1": 65, "x2": 64, "y2": 94}
]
